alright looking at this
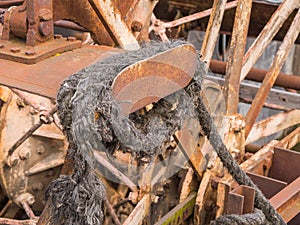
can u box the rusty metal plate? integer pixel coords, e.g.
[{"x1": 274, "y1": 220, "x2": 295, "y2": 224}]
[
  {"x1": 247, "y1": 172, "x2": 287, "y2": 199},
  {"x1": 112, "y1": 44, "x2": 197, "y2": 115},
  {"x1": 0, "y1": 45, "x2": 118, "y2": 99},
  {"x1": 269, "y1": 147, "x2": 300, "y2": 184},
  {"x1": 0, "y1": 38, "x2": 82, "y2": 64},
  {"x1": 270, "y1": 176, "x2": 300, "y2": 223}
]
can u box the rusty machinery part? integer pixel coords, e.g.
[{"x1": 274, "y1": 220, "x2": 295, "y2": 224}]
[
  {"x1": 45, "y1": 41, "x2": 202, "y2": 225},
  {"x1": 0, "y1": 86, "x2": 67, "y2": 213}
]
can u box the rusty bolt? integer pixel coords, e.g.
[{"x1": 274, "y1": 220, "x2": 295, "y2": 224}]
[
  {"x1": 10, "y1": 47, "x2": 21, "y2": 53},
  {"x1": 0, "y1": 44, "x2": 4, "y2": 48},
  {"x1": 37, "y1": 144, "x2": 46, "y2": 154},
  {"x1": 131, "y1": 20, "x2": 143, "y2": 32},
  {"x1": 6, "y1": 154, "x2": 19, "y2": 167},
  {"x1": 32, "y1": 182, "x2": 44, "y2": 192},
  {"x1": 19, "y1": 147, "x2": 31, "y2": 160},
  {"x1": 25, "y1": 49, "x2": 36, "y2": 56},
  {"x1": 54, "y1": 34, "x2": 63, "y2": 39},
  {"x1": 38, "y1": 21, "x2": 52, "y2": 36},
  {"x1": 67, "y1": 36, "x2": 77, "y2": 42}
]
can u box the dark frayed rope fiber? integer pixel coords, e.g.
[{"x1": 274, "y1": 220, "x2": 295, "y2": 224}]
[
  {"x1": 186, "y1": 79, "x2": 286, "y2": 224},
  {"x1": 211, "y1": 209, "x2": 267, "y2": 225},
  {"x1": 46, "y1": 41, "x2": 204, "y2": 225}
]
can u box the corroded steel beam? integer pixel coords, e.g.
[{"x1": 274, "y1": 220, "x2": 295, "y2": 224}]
[
  {"x1": 224, "y1": 0, "x2": 252, "y2": 115},
  {"x1": 245, "y1": 8, "x2": 300, "y2": 138}
]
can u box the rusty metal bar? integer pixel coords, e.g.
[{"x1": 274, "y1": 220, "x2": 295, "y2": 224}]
[
  {"x1": 150, "y1": 1, "x2": 237, "y2": 44},
  {"x1": 241, "y1": 0, "x2": 298, "y2": 81},
  {"x1": 94, "y1": 151, "x2": 138, "y2": 193},
  {"x1": 224, "y1": 0, "x2": 252, "y2": 115},
  {"x1": 245, "y1": 8, "x2": 300, "y2": 138},
  {"x1": 123, "y1": 194, "x2": 150, "y2": 225},
  {"x1": 200, "y1": 0, "x2": 230, "y2": 66},
  {"x1": 210, "y1": 59, "x2": 300, "y2": 91},
  {"x1": 246, "y1": 109, "x2": 300, "y2": 145},
  {"x1": 0, "y1": 218, "x2": 36, "y2": 225},
  {"x1": 270, "y1": 176, "x2": 300, "y2": 223},
  {"x1": 226, "y1": 185, "x2": 255, "y2": 215},
  {"x1": 0, "y1": 0, "x2": 24, "y2": 7},
  {"x1": 19, "y1": 201, "x2": 35, "y2": 220},
  {"x1": 165, "y1": 1, "x2": 237, "y2": 29},
  {"x1": 278, "y1": 126, "x2": 300, "y2": 149},
  {"x1": 104, "y1": 199, "x2": 121, "y2": 225},
  {"x1": 54, "y1": 20, "x2": 88, "y2": 32},
  {"x1": 87, "y1": 0, "x2": 139, "y2": 50}
]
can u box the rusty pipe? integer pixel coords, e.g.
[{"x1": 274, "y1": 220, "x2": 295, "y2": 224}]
[
  {"x1": 210, "y1": 59, "x2": 300, "y2": 91},
  {"x1": 54, "y1": 20, "x2": 87, "y2": 32}
]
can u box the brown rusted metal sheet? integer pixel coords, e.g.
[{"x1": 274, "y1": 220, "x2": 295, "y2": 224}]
[
  {"x1": 112, "y1": 44, "x2": 197, "y2": 115},
  {"x1": 247, "y1": 172, "x2": 287, "y2": 199},
  {"x1": 226, "y1": 185, "x2": 255, "y2": 215},
  {"x1": 270, "y1": 176, "x2": 300, "y2": 223},
  {"x1": 0, "y1": 45, "x2": 118, "y2": 99},
  {"x1": 0, "y1": 38, "x2": 82, "y2": 64},
  {"x1": 269, "y1": 147, "x2": 300, "y2": 184}
]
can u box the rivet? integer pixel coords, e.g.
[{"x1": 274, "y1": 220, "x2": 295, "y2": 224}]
[
  {"x1": 67, "y1": 36, "x2": 77, "y2": 42},
  {"x1": 19, "y1": 147, "x2": 31, "y2": 160},
  {"x1": 54, "y1": 34, "x2": 63, "y2": 39},
  {"x1": 10, "y1": 47, "x2": 21, "y2": 53},
  {"x1": 25, "y1": 49, "x2": 36, "y2": 56},
  {"x1": 37, "y1": 144, "x2": 46, "y2": 154}
]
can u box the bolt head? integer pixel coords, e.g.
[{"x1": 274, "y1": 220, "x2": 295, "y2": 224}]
[
  {"x1": 25, "y1": 49, "x2": 36, "y2": 56},
  {"x1": 19, "y1": 147, "x2": 31, "y2": 160},
  {"x1": 38, "y1": 21, "x2": 52, "y2": 36},
  {"x1": 67, "y1": 36, "x2": 77, "y2": 42},
  {"x1": 10, "y1": 47, "x2": 21, "y2": 53},
  {"x1": 37, "y1": 144, "x2": 46, "y2": 154},
  {"x1": 54, "y1": 34, "x2": 63, "y2": 39},
  {"x1": 131, "y1": 21, "x2": 143, "y2": 32}
]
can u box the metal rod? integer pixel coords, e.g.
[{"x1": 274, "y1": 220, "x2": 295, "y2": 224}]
[
  {"x1": 224, "y1": 0, "x2": 252, "y2": 115},
  {"x1": 104, "y1": 199, "x2": 122, "y2": 225},
  {"x1": 0, "y1": 0, "x2": 24, "y2": 7},
  {"x1": 20, "y1": 201, "x2": 35, "y2": 220},
  {"x1": 164, "y1": 1, "x2": 237, "y2": 29},
  {"x1": 245, "y1": 8, "x2": 300, "y2": 138},
  {"x1": 241, "y1": 0, "x2": 298, "y2": 81},
  {"x1": 54, "y1": 20, "x2": 88, "y2": 32},
  {"x1": 7, "y1": 106, "x2": 57, "y2": 156},
  {"x1": 0, "y1": 218, "x2": 35, "y2": 225},
  {"x1": 94, "y1": 151, "x2": 139, "y2": 193},
  {"x1": 200, "y1": 0, "x2": 229, "y2": 66},
  {"x1": 210, "y1": 59, "x2": 300, "y2": 91}
]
